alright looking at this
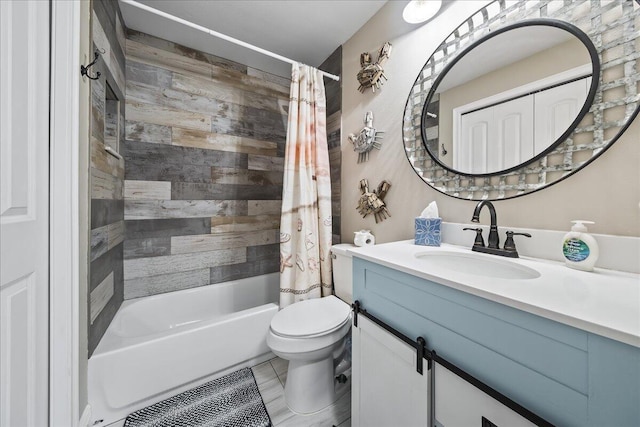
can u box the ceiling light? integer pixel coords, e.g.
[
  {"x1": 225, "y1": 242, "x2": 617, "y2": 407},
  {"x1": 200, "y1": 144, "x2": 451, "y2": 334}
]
[{"x1": 402, "y1": 0, "x2": 442, "y2": 24}]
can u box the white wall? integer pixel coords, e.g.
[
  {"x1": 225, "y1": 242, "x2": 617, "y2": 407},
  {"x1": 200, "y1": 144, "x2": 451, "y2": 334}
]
[{"x1": 341, "y1": 0, "x2": 640, "y2": 243}]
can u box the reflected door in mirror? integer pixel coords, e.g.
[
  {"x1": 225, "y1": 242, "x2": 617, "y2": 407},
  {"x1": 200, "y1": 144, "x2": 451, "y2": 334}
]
[
  {"x1": 423, "y1": 22, "x2": 596, "y2": 176},
  {"x1": 456, "y1": 76, "x2": 589, "y2": 174},
  {"x1": 458, "y1": 96, "x2": 534, "y2": 174},
  {"x1": 534, "y1": 77, "x2": 590, "y2": 154}
]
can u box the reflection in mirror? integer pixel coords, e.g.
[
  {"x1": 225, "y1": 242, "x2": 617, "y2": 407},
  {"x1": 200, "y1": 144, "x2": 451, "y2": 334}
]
[
  {"x1": 424, "y1": 23, "x2": 593, "y2": 175},
  {"x1": 403, "y1": 0, "x2": 640, "y2": 201}
]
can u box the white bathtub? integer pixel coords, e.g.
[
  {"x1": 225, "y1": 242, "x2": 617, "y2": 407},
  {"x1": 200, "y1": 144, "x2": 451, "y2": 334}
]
[{"x1": 88, "y1": 273, "x2": 280, "y2": 426}]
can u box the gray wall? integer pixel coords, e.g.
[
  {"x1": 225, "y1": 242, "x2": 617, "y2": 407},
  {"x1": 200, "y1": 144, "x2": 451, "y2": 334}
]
[
  {"x1": 88, "y1": 0, "x2": 127, "y2": 357},
  {"x1": 122, "y1": 31, "x2": 290, "y2": 299},
  {"x1": 320, "y1": 46, "x2": 343, "y2": 244}
]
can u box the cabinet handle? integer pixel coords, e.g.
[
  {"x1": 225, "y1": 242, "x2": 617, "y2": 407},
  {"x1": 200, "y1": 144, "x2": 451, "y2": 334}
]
[
  {"x1": 352, "y1": 301, "x2": 360, "y2": 327},
  {"x1": 417, "y1": 336, "x2": 426, "y2": 375}
]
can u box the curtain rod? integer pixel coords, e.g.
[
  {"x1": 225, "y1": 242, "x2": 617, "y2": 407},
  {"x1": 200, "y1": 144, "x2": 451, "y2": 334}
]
[{"x1": 120, "y1": 0, "x2": 341, "y2": 82}]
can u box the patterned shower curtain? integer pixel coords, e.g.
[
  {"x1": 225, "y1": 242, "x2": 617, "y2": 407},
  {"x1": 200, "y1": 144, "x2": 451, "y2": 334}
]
[{"x1": 279, "y1": 64, "x2": 332, "y2": 308}]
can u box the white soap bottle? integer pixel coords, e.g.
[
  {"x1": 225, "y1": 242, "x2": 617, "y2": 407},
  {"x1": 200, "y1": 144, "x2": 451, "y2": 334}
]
[{"x1": 562, "y1": 220, "x2": 599, "y2": 271}]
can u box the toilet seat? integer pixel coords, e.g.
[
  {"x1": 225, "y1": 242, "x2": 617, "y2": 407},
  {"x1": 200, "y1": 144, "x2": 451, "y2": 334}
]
[
  {"x1": 267, "y1": 319, "x2": 351, "y2": 356},
  {"x1": 271, "y1": 295, "x2": 351, "y2": 338},
  {"x1": 272, "y1": 316, "x2": 351, "y2": 339}
]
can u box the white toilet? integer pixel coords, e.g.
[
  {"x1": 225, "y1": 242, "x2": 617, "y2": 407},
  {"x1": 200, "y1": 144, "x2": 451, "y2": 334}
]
[{"x1": 266, "y1": 244, "x2": 353, "y2": 414}]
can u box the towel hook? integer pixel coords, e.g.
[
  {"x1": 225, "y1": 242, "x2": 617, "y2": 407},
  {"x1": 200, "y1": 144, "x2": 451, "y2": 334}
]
[{"x1": 80, "y1": 49, "x2": 104, "y2": 80}]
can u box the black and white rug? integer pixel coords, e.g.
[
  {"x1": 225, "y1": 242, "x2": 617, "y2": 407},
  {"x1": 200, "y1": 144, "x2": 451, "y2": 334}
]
[{"x1": 124, "y1": 368, "x2": 271, "y2": 427}]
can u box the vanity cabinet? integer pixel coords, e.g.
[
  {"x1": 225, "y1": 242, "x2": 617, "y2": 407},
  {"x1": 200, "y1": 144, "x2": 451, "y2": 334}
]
[
  {"x1": 352, "y1": 315, "x2": 430, "y2": 426},
  {"x1": 352, "y1": 257, "x2": 640, "y2": 427},
  {"x1": 351, "y1": 313, "x2": 537, "y2": 427}
]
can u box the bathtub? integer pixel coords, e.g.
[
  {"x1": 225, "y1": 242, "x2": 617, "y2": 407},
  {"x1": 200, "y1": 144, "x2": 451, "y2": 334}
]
[{"x1": 88, "y1": 273, "x2": 280, "y2": 426}]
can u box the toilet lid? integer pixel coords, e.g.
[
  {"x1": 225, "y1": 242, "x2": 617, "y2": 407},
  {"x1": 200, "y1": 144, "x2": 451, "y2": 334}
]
[{"x1": 271, "y1": 295, "x2": 351, "y2": 338}]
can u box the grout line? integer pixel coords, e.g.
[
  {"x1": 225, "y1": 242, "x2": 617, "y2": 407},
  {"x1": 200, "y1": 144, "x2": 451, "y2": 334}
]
[{"x1": 270, "y1": 360, "x2": 286, "y2": 388}]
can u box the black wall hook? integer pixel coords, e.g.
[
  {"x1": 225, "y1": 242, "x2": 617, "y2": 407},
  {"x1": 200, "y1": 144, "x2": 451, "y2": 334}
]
[{"x1": 80, "y1": 49, "x2": 103, "y2": 80}]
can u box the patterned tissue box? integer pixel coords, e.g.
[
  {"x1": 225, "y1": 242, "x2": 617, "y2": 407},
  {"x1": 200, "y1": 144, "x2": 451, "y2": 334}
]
[{"x1": 415, "y1": 217, "x2": 442, "y2": 246}]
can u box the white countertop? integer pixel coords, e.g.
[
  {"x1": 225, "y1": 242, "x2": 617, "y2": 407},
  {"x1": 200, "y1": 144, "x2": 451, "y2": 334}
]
[{"x1": 349, "y1": 240, "x2": 640, "y2": 348}]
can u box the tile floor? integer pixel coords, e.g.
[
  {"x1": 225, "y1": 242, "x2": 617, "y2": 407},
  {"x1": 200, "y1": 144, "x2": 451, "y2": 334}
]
[
  {"x1": 251, "y1": 357, "x2": 351, "y2": 427},
  {"x1": 108, "y1": 357, "x2": 351, "y2": 427}
]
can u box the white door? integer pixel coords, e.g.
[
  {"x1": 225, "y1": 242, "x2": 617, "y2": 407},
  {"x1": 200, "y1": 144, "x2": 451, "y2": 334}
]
[
  {"x1": 352, "y1": 316, "x2": 430, "y2": 427},
  {"x1": 534, "y1": 77, "x2": 589, "y2": 155},
  {"x1": 459, "y1": 96, "x2": 534, "y2": 174},
  {"x1": 0, "y1": 1, "x2": 50, "y2": 426},
  {"x1": 458, "y1": 108, "x2": 492, "y2": 174},
  {"x1": 492, "y1": 96, "x2": 534, "y2": 173}
]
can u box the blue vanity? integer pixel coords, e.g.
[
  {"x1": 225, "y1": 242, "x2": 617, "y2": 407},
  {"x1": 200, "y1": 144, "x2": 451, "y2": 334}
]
[{"x1": 350, "y1": 241, "x2": 640, "y2": 427}]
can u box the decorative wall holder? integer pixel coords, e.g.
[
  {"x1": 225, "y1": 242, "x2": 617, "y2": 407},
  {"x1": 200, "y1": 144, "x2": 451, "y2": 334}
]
[
  {"x1": 356, "y1": 179, "x2": 391, "y2": 223},
  {"x1": 348, "y1": 111, "x2": 384, "y2": 163},
  {"x1": 357, "y1": 42, "x2": 392, "y2": 93}
]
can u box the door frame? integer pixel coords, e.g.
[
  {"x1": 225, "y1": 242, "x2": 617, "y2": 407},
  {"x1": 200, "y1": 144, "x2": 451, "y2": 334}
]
[{"x1": 49, "y1": 0, "x2": 89, "y2": 425}]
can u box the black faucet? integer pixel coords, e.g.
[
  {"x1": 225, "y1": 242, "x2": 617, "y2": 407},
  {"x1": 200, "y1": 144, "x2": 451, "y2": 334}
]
[
  {"x1": 464, "y1": 200, "x2": 531, "y2": 258},
  {"x1": 471, "y1": 200, "x2": 499, "y2": 249}
]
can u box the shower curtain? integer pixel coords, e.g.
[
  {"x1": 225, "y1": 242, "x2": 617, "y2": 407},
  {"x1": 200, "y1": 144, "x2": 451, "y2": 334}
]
[{"x1": 279, "y1": 64, "x2": 332, "y2": 308}]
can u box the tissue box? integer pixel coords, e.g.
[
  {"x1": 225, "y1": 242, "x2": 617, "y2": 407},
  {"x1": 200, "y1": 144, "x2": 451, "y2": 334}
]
[{"x1": 415, "y1": 217, "x2": 441, "y2": 246}]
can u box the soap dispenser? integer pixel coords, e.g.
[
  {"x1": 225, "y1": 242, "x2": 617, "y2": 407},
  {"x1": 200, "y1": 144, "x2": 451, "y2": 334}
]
[{"x1": 562, "y1": 220, "x2": 599, "y2": 271}]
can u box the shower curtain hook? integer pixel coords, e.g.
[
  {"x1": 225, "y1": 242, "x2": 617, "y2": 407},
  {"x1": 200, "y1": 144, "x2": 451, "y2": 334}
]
[{"x1": 80, "y1": 48, "x2": 105, "y2": 80}]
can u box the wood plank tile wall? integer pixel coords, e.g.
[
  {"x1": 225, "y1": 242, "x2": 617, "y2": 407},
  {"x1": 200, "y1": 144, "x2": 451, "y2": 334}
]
[
  {"x1": 122, "y1": 31, "x2": 342, "y2": 300},
  {"x1": 89, "y1": 0, "x2": 127, "y2": 356},
  {"x1": 122, "y1": 31, "x2": 293, "y2": 299}
]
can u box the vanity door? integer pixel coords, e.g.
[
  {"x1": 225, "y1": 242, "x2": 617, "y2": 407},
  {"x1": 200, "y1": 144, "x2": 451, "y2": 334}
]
[
  {"x1": 352, "y1": 315, "x2": 430, "y2": 427},
  {"x1": 434, "y1": 361, "x2": 537, "y2": 427}
]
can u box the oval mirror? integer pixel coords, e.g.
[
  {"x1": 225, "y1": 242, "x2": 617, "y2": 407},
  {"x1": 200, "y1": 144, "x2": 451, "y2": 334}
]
[
  {"x1": 403, "y1": 0, "x2": 640, "y2": 201},
  {"x1": 422, "y1": 20, "x2": 598, "y2": 176}
]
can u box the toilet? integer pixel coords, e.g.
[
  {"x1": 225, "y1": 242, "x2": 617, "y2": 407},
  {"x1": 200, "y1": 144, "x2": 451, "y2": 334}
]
[{"x1": 266, "y1": 244, "x2": 354, "y2": 414}]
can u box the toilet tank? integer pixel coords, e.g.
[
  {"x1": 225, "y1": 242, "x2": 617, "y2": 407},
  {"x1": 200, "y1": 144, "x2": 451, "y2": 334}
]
[{"x1": 331, "y1": 244, "x2": 354, "y2": 305}]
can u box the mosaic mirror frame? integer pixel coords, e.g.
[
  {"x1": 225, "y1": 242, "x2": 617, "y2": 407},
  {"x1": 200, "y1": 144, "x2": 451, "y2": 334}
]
[{"x1": 402, "y1": 0, "x2": 640, "y2": 200}]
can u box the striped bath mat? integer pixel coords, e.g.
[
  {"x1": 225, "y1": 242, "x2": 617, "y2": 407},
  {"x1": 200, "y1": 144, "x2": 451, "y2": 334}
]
[{"x1": 124, "y1": 368, "x2": 271, "y2": 427}]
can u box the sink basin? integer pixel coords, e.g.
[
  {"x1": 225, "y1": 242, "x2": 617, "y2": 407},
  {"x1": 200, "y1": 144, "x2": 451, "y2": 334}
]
[{"x1": 414, "y1": 251, "x2": 541, "y2": 280}]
